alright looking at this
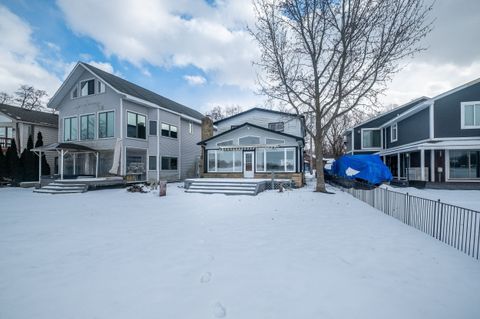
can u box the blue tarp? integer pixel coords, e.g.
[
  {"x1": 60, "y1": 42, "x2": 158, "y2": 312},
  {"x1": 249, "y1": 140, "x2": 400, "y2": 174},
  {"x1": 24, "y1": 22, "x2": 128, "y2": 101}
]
[{"x1": 331, "y1": 155, "x2": 393, "y2": 185}]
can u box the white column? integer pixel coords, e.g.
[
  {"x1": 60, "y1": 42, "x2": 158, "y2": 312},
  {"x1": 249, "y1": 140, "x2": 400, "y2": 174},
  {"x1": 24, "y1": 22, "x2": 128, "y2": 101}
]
[
  {"x1": 73, "y1": 154, "x2": 76, "y2": 175},
  {"x1": 95, "y1": 152, "x2": 99, "y2": 178},
  {"x1": 382, "y1": 156, "x2": 386, "y2": 164},
  {"x1": 38, "y1": 151, "x2": 42, "y2": 183},
  {"x1": 420, "y1": 149, "x2": 425, "y2": 181},
  {"x1": 60, "y1": 149, "x2": 64, "y2": 180},
  {"x1": 397, "y1": 153, "x2": 401, "y2": 179},
  {"x1": 430, "y1": 149, "x2": 435, "y2": 182}
]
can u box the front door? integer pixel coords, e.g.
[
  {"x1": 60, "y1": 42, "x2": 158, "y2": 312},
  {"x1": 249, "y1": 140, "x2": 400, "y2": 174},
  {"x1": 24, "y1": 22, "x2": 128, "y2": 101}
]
[{"x1": 243, "y1": 151, "x2": 254, "y2": 178}]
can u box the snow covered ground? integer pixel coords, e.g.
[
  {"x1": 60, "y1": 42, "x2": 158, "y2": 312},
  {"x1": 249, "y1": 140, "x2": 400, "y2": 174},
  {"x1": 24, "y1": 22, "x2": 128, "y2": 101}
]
[
  {"x1": 1, "y1": 181, "x2": 480, "y2": 319},
  {"x1": 381, "y1": 185, "x2": 480, "y2": 212}
]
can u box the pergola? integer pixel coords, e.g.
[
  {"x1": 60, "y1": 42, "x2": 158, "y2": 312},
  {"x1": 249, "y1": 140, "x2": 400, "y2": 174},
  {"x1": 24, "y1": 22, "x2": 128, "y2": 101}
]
[{"x1": 31, "y1": 143, "x2": 99, "y2": 182}]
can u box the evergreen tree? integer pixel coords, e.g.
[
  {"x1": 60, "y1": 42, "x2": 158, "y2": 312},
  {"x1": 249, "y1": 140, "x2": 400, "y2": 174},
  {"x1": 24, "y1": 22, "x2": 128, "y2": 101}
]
[
  {"x1": 5, "y1": 139, "x2": 20, "y2": 181},
  {"x1": 0, "y1": 146, "x2": 5, "y2": 179}
]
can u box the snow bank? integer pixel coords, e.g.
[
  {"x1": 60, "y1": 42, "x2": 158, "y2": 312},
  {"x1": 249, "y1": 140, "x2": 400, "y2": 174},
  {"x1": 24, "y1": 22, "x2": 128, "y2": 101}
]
[{"x1": 0, "y1": 183, "x2": 479, "y2": 319}]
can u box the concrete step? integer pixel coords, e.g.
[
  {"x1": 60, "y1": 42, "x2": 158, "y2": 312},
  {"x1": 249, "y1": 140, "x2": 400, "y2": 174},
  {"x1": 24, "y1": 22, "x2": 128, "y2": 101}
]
[
  {"x1": 185, "y1": 189, "x2": 256, "y2": 195},
  {"x1": 33, "y1": 188, "x2": 86, "y2": 194},
  {"x1": 47, "y1": 183, "x2": 88, "y2": 188},
  {"x1": 189, "y1": 185, "x2": 256, "y2": 191},
  {"x1": 190, "y1": 182, "x2": 258, "y2": 187},
  {"x1": 41, "y1": 185, "x2": 86, "y2": 191}
]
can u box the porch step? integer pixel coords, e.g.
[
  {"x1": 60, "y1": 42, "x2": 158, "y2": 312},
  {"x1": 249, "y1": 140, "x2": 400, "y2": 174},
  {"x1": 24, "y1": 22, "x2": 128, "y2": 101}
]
[
  {"x1": 185, "y1": 189, "x2": 256, "y2": 195},
  {"x1": 185, "y1": 180, "x2": 258, "y2": 195},
  {"x1": 33, "y1": 181, "x2": 88, "y2": 194}
]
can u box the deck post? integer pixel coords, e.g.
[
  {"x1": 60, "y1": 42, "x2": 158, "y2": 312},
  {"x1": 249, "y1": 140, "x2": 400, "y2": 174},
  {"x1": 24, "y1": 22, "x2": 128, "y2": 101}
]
[
  {"x1": 38, "y1": 150, "x2": 42, "y2": 183},
  {"x1": 73, "y1": 153, "x2": 76, "y2": 175},
  {"x1": 60, "y1": 149, "x2": 64, "y2": 180},
  {"x1": 95, "y1": 152, "x2": 99, "y2": 178},
  {"x1": 397, "y1": 153, "x2": 401, "y2": 179},
  {"x1": 420, "y1": 149, "x2": 425, "y2": 181}
]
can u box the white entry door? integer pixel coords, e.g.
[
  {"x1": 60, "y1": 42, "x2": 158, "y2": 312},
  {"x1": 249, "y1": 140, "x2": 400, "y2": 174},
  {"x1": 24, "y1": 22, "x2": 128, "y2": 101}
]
[{"x1": 243, "y1": 151, "x2": 254, "y2": 178}]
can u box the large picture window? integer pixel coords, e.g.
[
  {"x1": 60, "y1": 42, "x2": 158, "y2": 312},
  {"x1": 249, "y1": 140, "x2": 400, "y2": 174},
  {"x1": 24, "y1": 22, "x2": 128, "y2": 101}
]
[
  {"x1": 127, "y1": 111, "x2": 146, "y2": 139},
  {"x1": 449, "y1": 150, "x2": 479, "y2": 179},
  {"x1": 256, "y1": 147, "x2": 296, "y2": 172},
  {"x1": 0, "y1": 127, "x2": 15, "y2": 148},
  {"x1": 80, "y1": 114, "x2": 95, "y2": 140},
  {"x1": 64, "y1": 117, "x2": 78, "y2": 141},
  {"x1": 461, "y1": 102, "x2": 480, "y2": 129},
  {"x1": 98, "y1": 111, "x2": 114, "y2": 138},
  {"x1": 362, "y1": 129, "x2": 381, "y2": 149},
  {"x1": 207, "y1": 150, "x2": 242, "y2": 172},
  {"x1": 268, "y1": 122, "x2": 284, "y2": 132}
]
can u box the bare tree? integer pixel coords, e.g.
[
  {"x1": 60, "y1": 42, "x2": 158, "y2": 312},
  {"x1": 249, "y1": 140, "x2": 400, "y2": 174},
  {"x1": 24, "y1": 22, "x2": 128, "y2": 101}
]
[
  {"x1": 14, "y1": 85, "x2": 48, "y2": 110},
  {"x1": 0, "y1": 92, "x2": 13, "y2": 105},
  {"x1": 250, "y1": 0, "x2": 432, "y2": 192},
  {"x1": 206, "y1": 105, "x2": 243, "y2": 121}
]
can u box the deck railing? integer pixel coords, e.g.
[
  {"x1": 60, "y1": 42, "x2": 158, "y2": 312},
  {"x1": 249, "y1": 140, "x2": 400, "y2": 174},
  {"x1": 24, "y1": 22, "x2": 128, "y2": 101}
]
[{"x1": 330, "y1": 178, "x2": 480, "y2": 260}]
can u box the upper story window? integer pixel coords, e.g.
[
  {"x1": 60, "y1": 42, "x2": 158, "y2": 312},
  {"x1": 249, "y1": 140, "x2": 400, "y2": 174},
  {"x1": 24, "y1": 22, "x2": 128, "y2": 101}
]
[
  {"x1": 64, "y1": 117, "x2": 78, "y2": 141},
  {"x1": 80, "y1": 114, "x2": 95, "y2": 140},
  {"x1": 127, "y1": 111, "x2": 146, "y2": 139},
  {"x1": 72, "y1": 79, "x2": 106, "y2": 99},
  {"x1": 390, "y1": 123, "x2": 398, "y2": 142},
  {"x1": 0, "y1": 127, "x2": 15, "y2": 148},
  {"x1": 98, "y1": 111, "x2": 114, "y2": 138},
  {"x1": 361, "y1": 129, "x2": 381, "y2": 149},
  {"x1": 80, "y1": 79, "x2": 95, "y2": 97},
  {"x1": 268, "y1": 122, "x2": 284, "y2": 132},
  {"x1": 239, "y1": 136, "x2": 260, "y2": 145},
  {"x1": 161, "y1": 123, "x2": 178, "y2": 138},
  {"x1": 461, "y1": 102, "x2": 480, "y2": 129}
]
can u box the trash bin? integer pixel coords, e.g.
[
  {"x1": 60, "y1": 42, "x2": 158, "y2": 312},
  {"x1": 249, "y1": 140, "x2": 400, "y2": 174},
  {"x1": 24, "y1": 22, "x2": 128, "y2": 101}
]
[{"x1": 159, "y1": 180, "x2": 167, "y2": 197}]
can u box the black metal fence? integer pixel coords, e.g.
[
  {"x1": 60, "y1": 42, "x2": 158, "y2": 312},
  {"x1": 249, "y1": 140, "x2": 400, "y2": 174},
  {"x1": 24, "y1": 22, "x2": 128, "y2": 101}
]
[{"x1": 330, "y1": 179, "x2": 480, "y2": 260}]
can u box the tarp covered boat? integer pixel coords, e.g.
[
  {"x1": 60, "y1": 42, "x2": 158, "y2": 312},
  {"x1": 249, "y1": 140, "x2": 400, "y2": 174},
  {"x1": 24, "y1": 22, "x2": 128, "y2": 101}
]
[{"x1": 331, "y1": 155, "x2": 393, "y2": 186}]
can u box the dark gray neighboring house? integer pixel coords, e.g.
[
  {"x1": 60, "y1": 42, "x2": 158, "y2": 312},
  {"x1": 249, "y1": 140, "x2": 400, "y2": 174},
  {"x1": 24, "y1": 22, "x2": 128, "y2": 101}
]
[{"x1": 345, "y1": 78, "x2": 480, "y2": 185}]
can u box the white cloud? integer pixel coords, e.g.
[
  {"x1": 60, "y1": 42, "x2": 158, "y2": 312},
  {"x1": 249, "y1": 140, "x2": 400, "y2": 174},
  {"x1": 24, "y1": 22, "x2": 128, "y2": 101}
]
[
  {"x1": 56, "y1": 0, "x2": 259, "y2": 89},
  {"x1": 0, "y1": 5, "x2": 61, "y2": 98},
  {"x1": 184, "y1": 74, "x2": 207, "y2": 86}
]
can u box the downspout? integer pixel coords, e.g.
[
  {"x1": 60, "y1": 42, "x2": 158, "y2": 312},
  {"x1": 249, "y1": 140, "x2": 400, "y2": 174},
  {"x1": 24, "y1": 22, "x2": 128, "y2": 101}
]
[{"x1": 157, "y1": 109, "x2": 160, "y2": 181}]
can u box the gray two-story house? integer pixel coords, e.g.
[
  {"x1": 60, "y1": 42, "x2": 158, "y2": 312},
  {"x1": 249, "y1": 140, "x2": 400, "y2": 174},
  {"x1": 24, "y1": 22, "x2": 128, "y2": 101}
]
[
  {"x1": 345, "y1": 78, "x2": 480, "y2": 186},
  {"x1": 46, "y1": 62, "x2": 204, "y2": 183},
  {"x1": 197, "y1": 108, "x2": 306, "y2": 186}
]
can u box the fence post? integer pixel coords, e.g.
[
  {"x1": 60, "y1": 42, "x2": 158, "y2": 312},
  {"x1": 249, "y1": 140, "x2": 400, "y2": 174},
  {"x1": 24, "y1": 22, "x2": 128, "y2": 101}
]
[
  {"x1": 406, "y1": 192, "x2": 410, "y2": 225},
  {"x1": 437, "y1": 200, "x2": 443, "y2": 241}
]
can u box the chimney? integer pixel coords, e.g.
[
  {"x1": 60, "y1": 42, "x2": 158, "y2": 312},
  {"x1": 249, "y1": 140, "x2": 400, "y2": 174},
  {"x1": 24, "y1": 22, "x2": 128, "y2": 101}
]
[{"x1": 201, "y1": 117, "x2": 214, "y2": 140}]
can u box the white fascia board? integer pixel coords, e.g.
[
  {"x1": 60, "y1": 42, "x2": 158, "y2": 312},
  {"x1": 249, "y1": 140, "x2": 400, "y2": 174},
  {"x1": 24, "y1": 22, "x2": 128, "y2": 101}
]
[
  {"x1": 47, "y1": 63, "x2": 83, "y2": 109},
  {"x1": 380, "y1": 102, "x2": 432, "y2": 128},
  {"x1": 123, "y1": 94, "x2": 202, "y2": 124}
]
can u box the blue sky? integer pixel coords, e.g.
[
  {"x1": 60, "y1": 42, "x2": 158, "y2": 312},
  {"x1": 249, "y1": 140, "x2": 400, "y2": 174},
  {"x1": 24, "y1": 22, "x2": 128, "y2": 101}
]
[
  {"x1": 1, "y1": 0, "x2": 479, "y2": 113},
  {"x1": 0, "y1": 0, "x2": 263, "y2": 113}
]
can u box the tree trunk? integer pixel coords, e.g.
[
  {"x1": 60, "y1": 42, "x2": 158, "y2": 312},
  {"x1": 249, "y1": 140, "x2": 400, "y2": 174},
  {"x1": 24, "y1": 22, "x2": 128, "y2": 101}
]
[{"x1": 314, "y1": 137, "x2": 327, "y2": 193}]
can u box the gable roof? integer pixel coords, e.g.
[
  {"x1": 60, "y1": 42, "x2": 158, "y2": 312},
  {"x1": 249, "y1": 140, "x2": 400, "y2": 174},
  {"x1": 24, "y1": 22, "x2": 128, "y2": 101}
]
[
  {"x1": 0, "y1": 103, "x2": 58, "y2": 127},
  {"x1": 347, "y1": 97, "x2": 430, "y2": 132},
  {"x1": 214, "y1": 107, "x2": 303, "y2": 125},
  {"x1": 198, "y1": 122, "x2": 304, "y2": 145},
  {"x1": 48, "y1": 62, "x2": 204, "y2": 121}
]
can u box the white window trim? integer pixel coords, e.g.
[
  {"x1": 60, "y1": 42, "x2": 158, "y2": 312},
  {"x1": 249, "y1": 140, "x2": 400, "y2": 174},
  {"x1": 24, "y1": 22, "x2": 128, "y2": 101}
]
[
  {"x1": 390, "y1": 123, "x2": 398, "y2": 143},
  {"x1": 79, "y1": 112, "x2": 96, "y2": 140},
  {"x1": 160, "y1": 122, "x2": 178, "y2": 139},
  {"x1": 460, "y1": 101, "x2": 480, "y2": 129},
  {"x1": 256, "y1": 147, "x2": 296, "y2": 173},
  {"x1": 97, "y1": 109, "x2": 116, "y2": 139},
  {"x1": 188, "y1": 122, "x2": 193, "y2": 134},
  {"x1": 206, "y1": 149, "x2": 242, "y2": 173},
  {"x1": 238, "y1": 135, "x2": 261, "y2": 145},
  {"x1": 361, "y1": 128, "x2": 382, "y2": 150},
  {"x1": 161, "y1": 156, "x2": 179, "y2": 171},
  {"x1": 63, "y1": 116, "x2": 78, "y2": 141},
  {"x1": 126, "y1": 110, "x2": 148, "y2": 140},
  {"x1": 79, "y1": 78, "x2": 96, "y2": 97}
]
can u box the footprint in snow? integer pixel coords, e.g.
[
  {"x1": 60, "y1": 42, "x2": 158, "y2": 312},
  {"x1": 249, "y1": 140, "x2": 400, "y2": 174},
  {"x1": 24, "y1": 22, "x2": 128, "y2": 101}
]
[
  {"x1": 213, "y1": 302, "x2": 226, "y2": 318},
  {"x1": 200, "y1": 272, "x2": 212, "y2": 283}
]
